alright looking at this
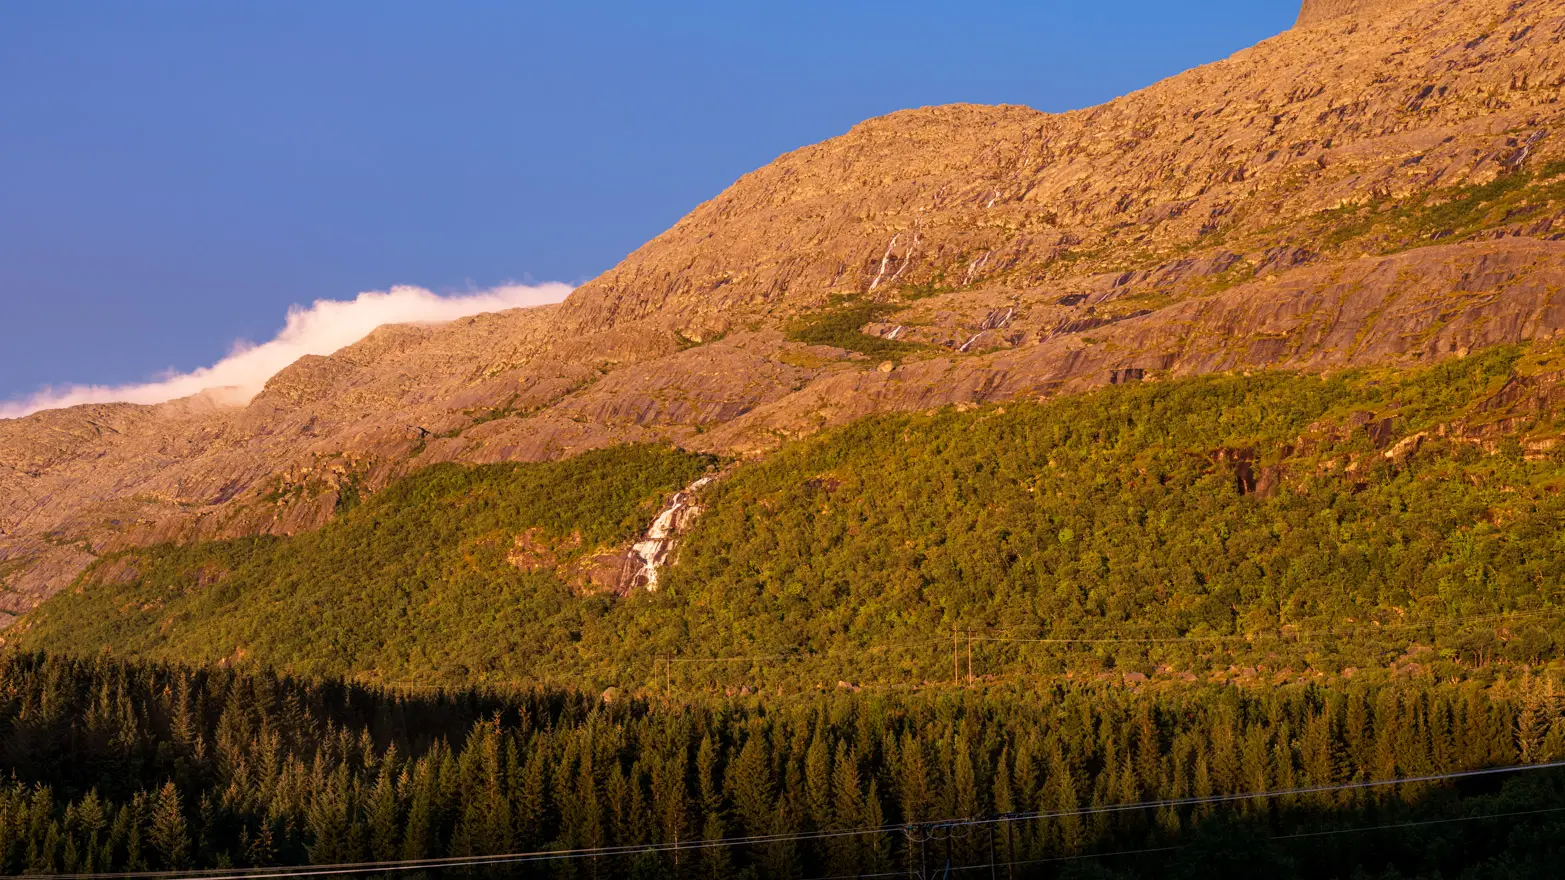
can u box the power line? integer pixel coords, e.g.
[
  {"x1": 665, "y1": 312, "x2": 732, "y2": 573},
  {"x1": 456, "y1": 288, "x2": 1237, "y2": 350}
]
[
  {"x1": 26, "y1": 759, "x2": 1565, "y2": 880},
  {"x1": 922, "y1": 758, "x2": 1565, "y2": 830},
  {"x1": 652, "y1": 607, "x2": 1565, "y2": 673},
  {"x1": 822, "y1": 800, "x2": 1565, "y2": 879},
  {"x1": 972, "y1": 607, "x2": 1565, "y2": 646},
  {"x1": 663, "y1": 638, "x2": 951, "y2": 665},
  {"x1": 1272, "y1": 803, "x2": 1565, "y2": 840},
  {"x1": 975, "y1": 633, "x2": 1277, "y2": 645},
  {"x1": 802, "y1": 843, "x2": 1191, "y2": 880},
  {"x1": 667, "y1": 654, "x2": 794, "y2": 664},
  {"x1": 977, "y1": 606, "x2": 1565, "y2": 637},
  {"x1": 356, "y1": 606, "x2": 1565, "y2": 706}
]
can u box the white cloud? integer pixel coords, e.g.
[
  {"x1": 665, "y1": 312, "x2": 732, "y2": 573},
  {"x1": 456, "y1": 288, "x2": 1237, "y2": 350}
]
[{"x1": 0, "y1": 282, "x2": 571, "y2": 419}]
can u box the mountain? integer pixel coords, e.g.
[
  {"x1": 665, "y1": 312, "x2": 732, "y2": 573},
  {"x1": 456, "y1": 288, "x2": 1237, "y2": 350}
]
[
  {"x1": 7, "y1": 0, "x2": 1565, "y2": 633},
  {"x1": 18, "y1": 343, "x2": 1565, "y2": 688},
  {"x1": 16, "y1": 3, "x2": 1565, "y2": 877}
]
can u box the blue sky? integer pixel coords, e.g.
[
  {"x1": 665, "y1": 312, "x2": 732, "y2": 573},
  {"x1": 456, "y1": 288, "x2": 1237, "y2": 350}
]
[{"x1": 0, "y1": 1, "x2": 1297, "y2": 404}]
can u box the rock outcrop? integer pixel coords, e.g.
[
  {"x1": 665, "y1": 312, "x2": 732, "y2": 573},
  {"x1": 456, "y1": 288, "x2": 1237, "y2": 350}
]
[
  {"x1": 1296, "y1": 0, "x2": 1422, "y2": 28},
  {"x1": 7, "y1": 0, "x2": 1565, "y2": 622}
]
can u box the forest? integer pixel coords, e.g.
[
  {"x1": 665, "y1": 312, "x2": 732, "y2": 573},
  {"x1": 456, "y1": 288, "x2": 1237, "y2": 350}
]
[
  {"x1": 9, "y1": 346, "x2": 1565, "y2": 876},
  {"x1": 14, "y1": 443, "x2": 716, "y2": 687},
  {"x1": 14, "y1": 342, "x2": 1565, "y2": 879},
  {"x1": 19, "y1": 341, "x2": 1565, "y2": 694},
  {"x1": 2, "y1": 651, "x2": 1565, "y2": 879}
]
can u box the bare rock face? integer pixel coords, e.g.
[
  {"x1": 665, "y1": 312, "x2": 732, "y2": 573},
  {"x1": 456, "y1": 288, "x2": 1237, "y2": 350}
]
[
  {"x1": 7, "y1": 0, "x2": 1565, "y2": 621},
  {"x1": 1296, "y1": 0, "x2": 1422, "y2": 28},
  {"x1": 557, "y1": 0, "x2": 1565, "y2": 340}
]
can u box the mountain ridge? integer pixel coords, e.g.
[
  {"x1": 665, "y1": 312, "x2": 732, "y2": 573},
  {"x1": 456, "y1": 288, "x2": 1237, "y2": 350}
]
[
  {"x1": 1296, "y1": 0, "x2": 1423, "y2": 27},
  {"x1": 6, "y1": 0, "x2": 1565, "y2": 626}
]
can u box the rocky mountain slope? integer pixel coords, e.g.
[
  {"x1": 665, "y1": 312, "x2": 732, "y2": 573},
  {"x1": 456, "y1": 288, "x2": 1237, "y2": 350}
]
[
  {"x1": 21, "y1": 342, "x2": 1565, "y2": 687},
  {"x1": 7, "y1": 0, "x2": 1565, "y2": 623}
]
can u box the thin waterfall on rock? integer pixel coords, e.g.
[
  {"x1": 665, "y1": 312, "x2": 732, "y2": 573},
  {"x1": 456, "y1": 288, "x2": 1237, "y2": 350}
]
[{"x1": 628, "y1": 475, "x2": 716, "y2": 591}]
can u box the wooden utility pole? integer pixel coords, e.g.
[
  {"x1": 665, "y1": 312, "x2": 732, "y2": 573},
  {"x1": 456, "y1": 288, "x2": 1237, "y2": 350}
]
[
  {"x1": 967, "y1": 629, "x2": 974, "y2": 682},
  {"x1": 920, "y1": 825, "x2": 929, "y2": 880},
  {"x1": 1004, "y1": 818, "x2": 1014, "y2": 880},
  {"x1": 988, "y1": 821, "x2": 998, "y2": 880},
  {"x1": 953, "y1": 625, "x2": 960, "y2": 686}
]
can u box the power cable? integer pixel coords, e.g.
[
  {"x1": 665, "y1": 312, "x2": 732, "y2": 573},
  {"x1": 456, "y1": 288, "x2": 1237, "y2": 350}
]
[
  {"x1": 851, "y1": 801, "x2": 1565, "y2": 879},
  {"x1": 25, "y1": 759, "x2": 1565, "y2": 880},
  {"x1": 653, "y1": 607, "x2": 1565, "y2": 674}
]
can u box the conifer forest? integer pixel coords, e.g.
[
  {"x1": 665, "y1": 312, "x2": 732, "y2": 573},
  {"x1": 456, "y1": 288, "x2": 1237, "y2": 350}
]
[
  {"x1": 13, "y1": 345, "x2": 1565, "y2": 876},
  {"x1": 3, "y1": 652, "x2": 1565, "y2": 878}
]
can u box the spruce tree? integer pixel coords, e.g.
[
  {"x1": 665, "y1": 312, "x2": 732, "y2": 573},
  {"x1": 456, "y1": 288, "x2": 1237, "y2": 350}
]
[
  {"x1": 725, "y1": 732, "x2": 776, "y2": 837},
  {"x1": 367, "y1": 751, "x2": 403, "y2": 861},
  {"x1": 804, "y1": 732, "x2": 832, "y2": 831},
  {"x1": 148, "y1": 782, "x2": 190, "y2": 870},
  {"x1": 826, "y1": 744, "x2": 863, "y2": 875}
]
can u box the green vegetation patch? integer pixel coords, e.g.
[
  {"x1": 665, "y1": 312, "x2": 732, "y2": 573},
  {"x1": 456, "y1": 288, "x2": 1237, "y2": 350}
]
[
  {"x1": 19, "y1": 445, "x2": 714, "y2": 685},
  {"x1": 1304, "y1": 162, "x2": 1565, "y2": 255},
  {"x1": 785, "y1": 296, "x2": 924, "y2": 361},
  {"x1": 24, "y1": 344, "x2": 1565, "y2": 692},
  {"x1": 648, "y1": 344, "x2": 1565, "y2": 683},
  {"x1": 0, "y1": 557, "x2": 33, "y2": 587}
]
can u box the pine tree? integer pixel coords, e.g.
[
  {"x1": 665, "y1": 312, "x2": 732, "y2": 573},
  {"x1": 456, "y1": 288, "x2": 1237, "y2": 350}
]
[
  {"x1": 649, "y1": 746, "x2": 689, "y2": 859},
  {"x1": 1134, "y1": 703, "x2": 1162, "y2": 795},
  {"x1": 120, "y1": 796, "x2": 149, "y2": 872},
  {"x1": 148, "y1": 782, "x2": 190, "y2": 870},
  {"x1": 696, "y1": 734, "x2": 723, "y2": 818},
  {"x1": 862, "y1": 779, "x2": 889, "y2": 876},
  {"x1": 1044, "y1": 740, "x2": 1081, "y2": 854},
  {"x1": 1300, "y1": 707, "x2": 1336, "y2": 808},
  {"x1": 897, "y1": 732, "x2": 933, "y2": 824},
  {"x1": 305, "y1": 761, "x2": 362, "y2": 865},
  {"x1": 1517, "y1": 674, "x2": 1550, "y2": 764},
  {"x1": 576, "y1": 754, "x2": 606, "y2": 865},
  {"x1": 1011, "y1": 733, "x2": 1041, "y2": 858},
  {"x1": 826, "y1": 744, "x2": 863, "y2": 877},
  {"x1": 763, "y1": 801, "x2": 800, "y2": 879},
  {"x1": 1373, "y1": 689, "x2": 1400, "y2": 783},
  {"x1": 367, "y1": 749, "x2": 403, "y2": 861},
  {"x1": 242, "y1": 821, "x2": 276, "y2": 868},
  {"x1": 401, "y1": 759, "x2": 436, "y2": 862},
  {"x1": 1345, "y1": 689, "x2": 1374, "y2": 776},
  {"x1": 725, "y1": 732, "x2": 776, "y2": 837},
  {"x1": 25, "y1": 786, "x2": 57, "y2": 875},
  {"x1": 606, "y1": 763, "x2": 631, "y2": 847},
  {"x1": 804, "y1": 731, "x2": 832, "y2": 831},
  {"x1": 1239, "y1": 723, "x2": 1270, "y2": 811},
  {"x1": 952, "y1": 735, "x2": 978, "y2": 821},
  {"x1": 698, "y1": 810, "x2": 731, "y2": 880},
  {"x1": 1272, "y1": 721, "x2": 1297, "y2": 810},
  {"x1": 1209, "y1": 703, "x2": 1241, "y2": 794},
  {"x1": 992, "y1": 746, "x2": 1016, "y2": 870},
  {"x1": 69, "y1": 790, "x2": 108, "y2": 873},
  {"x1": 515, "y1": 741, "x2": 551, "y2": 848}
]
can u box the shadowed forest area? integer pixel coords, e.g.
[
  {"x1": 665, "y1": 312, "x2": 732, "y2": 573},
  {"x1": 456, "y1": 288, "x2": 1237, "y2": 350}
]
[{"x1": 2, "y1": 653, "x2": 1565, "y2": 878}]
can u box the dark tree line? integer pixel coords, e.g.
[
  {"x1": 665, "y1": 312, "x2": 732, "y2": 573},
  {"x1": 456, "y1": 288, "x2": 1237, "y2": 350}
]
[{"x1": 2, "y1": 652, "x2": 1565, "y2": 878}]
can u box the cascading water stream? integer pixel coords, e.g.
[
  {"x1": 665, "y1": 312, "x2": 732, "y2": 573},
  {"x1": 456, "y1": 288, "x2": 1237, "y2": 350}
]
[{"x1": 627, "y1": 475, "x2": 715, "y2": 591}]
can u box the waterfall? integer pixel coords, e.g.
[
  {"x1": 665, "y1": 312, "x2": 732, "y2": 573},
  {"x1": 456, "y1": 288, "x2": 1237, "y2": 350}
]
[{"x1": 627, "y1": 475, "x2": 715, "y2": 592}]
